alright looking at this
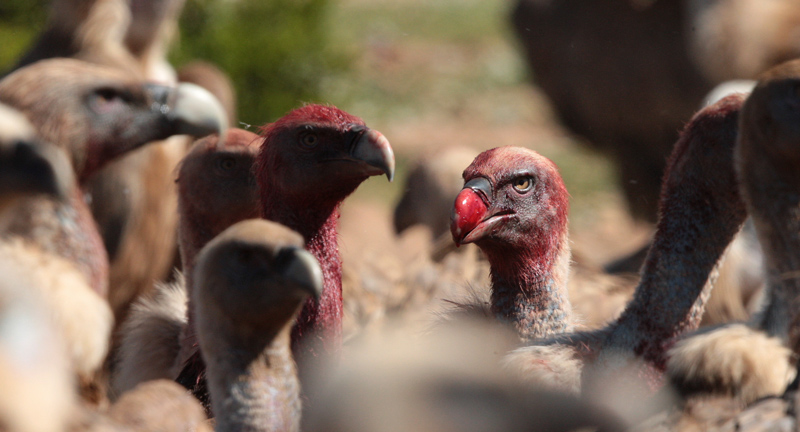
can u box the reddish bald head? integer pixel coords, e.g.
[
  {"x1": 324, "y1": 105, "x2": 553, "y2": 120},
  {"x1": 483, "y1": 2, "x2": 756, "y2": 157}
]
[
  {"x1": 451, "y1": 146, "x2": 569, "y2": 250},
  {"x1": 256, "y1": 103, "x2": 395, "y2": 211},
  {"x1": 265, "y1": 104, "x2": 364, "y2": 132}
]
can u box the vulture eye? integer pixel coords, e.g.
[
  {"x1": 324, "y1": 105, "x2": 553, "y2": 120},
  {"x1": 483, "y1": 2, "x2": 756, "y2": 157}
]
[
  {"x1": 300, "y1": 133, "x2": 318, "y2": 148},
  {"x1": 512, "y1": 176, "x2": 534, "y2": 193},
  {"x1": 90, "y1": 88, "x2": 126, "y2": 114},
  {"x1": 217, "y1": 157, "x2": 237, "y2": 171}
]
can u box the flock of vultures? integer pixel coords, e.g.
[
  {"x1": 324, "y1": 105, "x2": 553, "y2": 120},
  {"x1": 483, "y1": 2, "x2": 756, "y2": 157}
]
[{"x1": 1, "y1": 0, "x2": 800, "y2": 431}]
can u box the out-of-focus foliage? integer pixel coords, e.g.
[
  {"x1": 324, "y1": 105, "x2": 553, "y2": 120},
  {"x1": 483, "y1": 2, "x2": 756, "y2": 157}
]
[
  {"x1": 0, "y1": 0, "x2": 349, "y2": 124},
  {"x1": 0, "y1": 0, "x2": 47, "y2": 68},
  {"x1": 173, "y1": 0, "x2": 350, "y2": 125},
  {"x1": 0, "y1": 0, "x2": 47, "y2": 24}
]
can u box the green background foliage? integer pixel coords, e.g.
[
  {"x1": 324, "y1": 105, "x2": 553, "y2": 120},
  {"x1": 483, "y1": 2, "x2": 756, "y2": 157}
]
[
  {"x1": 173, "y1": 0, "x2": 349, "y2": 125},
  {"x1": 0, "y1": 0, "x2": 348, "y2": 125}
]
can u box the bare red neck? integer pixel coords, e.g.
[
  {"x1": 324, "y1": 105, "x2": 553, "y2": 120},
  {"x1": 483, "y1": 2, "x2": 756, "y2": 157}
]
[
  {"x1": 261, "y1": 196, "x2": 343, "y2": 361},
  {"x1": 599, "y1": 95, "x2": 747, "y2": 370}
]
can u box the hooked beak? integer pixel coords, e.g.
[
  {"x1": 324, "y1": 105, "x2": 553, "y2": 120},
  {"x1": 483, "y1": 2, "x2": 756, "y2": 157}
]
[
  {"x1": 349, "y1": 125, "x2": 395, "y2": 182},
  {"x1": 146, "y1": 82, "x2": 228, "y2": 143},
  {"x1": 450, "y1": 177, "x2": 512, "y2": 246},
  {"x1": 278, "y1": 247, "x2": 324, "y2": 300},
  {"x1": 0, "y1": 105, "x2": 74, "y2": 209}
]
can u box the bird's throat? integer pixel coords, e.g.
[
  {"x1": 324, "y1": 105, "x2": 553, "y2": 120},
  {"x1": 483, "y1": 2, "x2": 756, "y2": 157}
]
[
  {"x1": 488, "y1": 234, "x2": 572, "y2": 340},
  {"x1": 261, "y1": 197, "x2": 344, "y2": 361}
]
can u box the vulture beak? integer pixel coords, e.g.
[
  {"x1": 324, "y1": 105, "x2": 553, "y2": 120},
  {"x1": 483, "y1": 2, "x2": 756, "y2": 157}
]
[
  {"x1": 0, "y1": 139, "x2": 74, "y2": 208},
  {"x1": 451, "y1": 177, "x2": 510, "y2": 246},
  {"x1": 348, "y1": 125, "x2": 396, "y2": 182},
  {"x1": 0, "y1": 105, "x2": 74, "y2": 209},
  {"x1": 146, "y1": 82, "x2": 228, "y2": 143},
  {"x1": 278, "y1": 246, "x2": 324, "y2": 300}
]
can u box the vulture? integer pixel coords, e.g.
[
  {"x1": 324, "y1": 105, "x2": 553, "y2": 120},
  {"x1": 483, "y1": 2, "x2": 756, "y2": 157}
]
[
  {"x1": 687, "y1": 0, "x2": 800, "y2": 82},
  {"x1": 450, "y1": 94, "x2": 747, "y2": 397},
  {"x1": 254, "y1": 104, "x2": 394, "y2": 366},
  {"x1": 115, "y1": 105, "x2": 394, "y2": 411},
  {"x1": 0, "y1": 58, "x2": 225, "y2": 398},
  {"x1": 113, "y1": 129, "x2": 261, "y2": 397},
  {"x1": 87, "y1": 0, "x2": 230, "y2": 327},
  {"x1": 450, "y1": 146, "x2": 573, "y2": 341},
  {"x1": 509, "y1": 0, "x2": 714, "y2": 224},
  {"x1": 7, "y1": 0, "x2": 139, "y2": 74},
  {"x1": 667, "y1": 59, "x2": 800, "y2": 405},
  {"x1": 195, "y1": 219, "x2": 322, "y2": 431}
]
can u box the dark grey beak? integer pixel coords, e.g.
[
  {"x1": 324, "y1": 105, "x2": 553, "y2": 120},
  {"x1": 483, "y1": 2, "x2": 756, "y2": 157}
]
[
  {"x1": 0, "y1": 104, "x2": 74, "y2": 208},
  {"x1": 463, "y1": 177, "x2": 492, "y2": 201},
  {"x1": 349, "y1": 125, "x2": 396, "y2": 182},
  {"x1": 277, "y1": 246, "x2": 324, "y2": 300}
]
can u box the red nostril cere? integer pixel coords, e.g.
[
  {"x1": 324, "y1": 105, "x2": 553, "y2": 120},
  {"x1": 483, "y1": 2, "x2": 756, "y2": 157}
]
[{"x1": 450, "y1": 188, "x2": 488, "y2": 245}]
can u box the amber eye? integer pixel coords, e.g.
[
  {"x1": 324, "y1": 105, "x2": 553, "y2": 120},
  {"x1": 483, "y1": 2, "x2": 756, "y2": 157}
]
[
  {"x1": 300, "y1": 133, "x2": 318, "y2": 148},
  {"x1": 217, "y1": 157, "x2": 236, "y2": 171},
  {"x1": 512, "y1": 176, "x2": 533, "y2": 193}
]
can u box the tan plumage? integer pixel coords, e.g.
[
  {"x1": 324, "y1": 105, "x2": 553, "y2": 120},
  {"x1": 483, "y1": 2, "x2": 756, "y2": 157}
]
[
  {"x1": 0, "y1": 239, "x2": 113, "y2": 385},
  {"x1": 688, "y1": 0, "x2": 800, "y2": 82},
  {"x1": 305, "y1": 318, "x2": 626, "y2": 432},
  {"x1": 667, "y1": 324, "x2": 794, "y2": 405},
  {"x1": 0, "y1": 259, "x2": 74, "y2": 432},
  {"x1": 0, "y1": 59, "x2": 225, "y2": 404},
  {"x1": 103, "y1": 380, "x2": 210, "y2": 432},
  {"x1": 112, "y1": 277, "x2": 188, "y2": 398}
]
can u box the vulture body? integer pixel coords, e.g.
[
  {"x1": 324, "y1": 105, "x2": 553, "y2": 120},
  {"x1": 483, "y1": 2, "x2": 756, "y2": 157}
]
[{"x1": 304, "y1": 318, "x2": 626, "y2": 432}]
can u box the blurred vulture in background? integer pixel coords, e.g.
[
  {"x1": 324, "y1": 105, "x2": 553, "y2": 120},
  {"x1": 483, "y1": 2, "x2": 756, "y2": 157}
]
[
  {"x1": 510, "y1": 0, "x2": 800, "y2": 228},
  {"x1": 6, "y1": 0, "x2": 236, "y2": 326},
  {"x1": 8, "y1": 0, "x2": 139, "y2": 74}
]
